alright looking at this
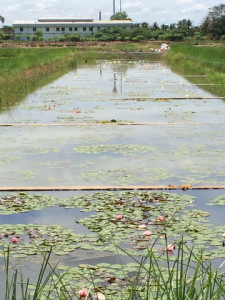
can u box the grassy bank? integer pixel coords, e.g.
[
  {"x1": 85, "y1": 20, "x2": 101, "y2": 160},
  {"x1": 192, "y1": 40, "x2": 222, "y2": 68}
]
[
  {"x1": 165, "y1": 43, "x2": 225, "y2": 97},
  {"x1": 0, "y1": 48, "x2": 78, "y2": 111},
  {"x1": 0, "y1": 48, "x2": 76, "y2": 76}
]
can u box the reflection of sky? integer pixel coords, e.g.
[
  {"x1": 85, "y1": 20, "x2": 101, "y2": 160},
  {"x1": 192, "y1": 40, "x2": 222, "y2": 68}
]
[
  {"x1": 0, "y1": 61, "x2": 223, "y2": 124},
  {"x1": 0, "y1": 206, "x2": 92, "y2": 234},
  {"x1": 0, "y1": 61, "x2": 225, "y2": 187},
  {"x1": 0, "y1": 122, "x2": 225, "y2": 186},
  {"x1": 174, "y1": 189, "x2": 225, "y2": 227}
]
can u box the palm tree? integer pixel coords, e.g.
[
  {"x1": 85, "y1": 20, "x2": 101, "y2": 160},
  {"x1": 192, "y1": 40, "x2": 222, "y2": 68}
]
[{"x1": 0, "y1": 15, "x2": 5, "y2": 23}]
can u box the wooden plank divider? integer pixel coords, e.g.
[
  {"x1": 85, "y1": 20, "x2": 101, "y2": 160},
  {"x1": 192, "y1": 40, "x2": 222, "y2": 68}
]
[
  {"x1": 0, "y1": 122, "x2": 194, "y2": 127},
  {"x1": 110, "y1": 97, "x2": 225, "y2": 100},
  {"x1": 0, "y1": 185, "x2": 225, "y2": 191}
]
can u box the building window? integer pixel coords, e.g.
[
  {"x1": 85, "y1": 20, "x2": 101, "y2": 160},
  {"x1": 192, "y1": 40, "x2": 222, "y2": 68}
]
[
  {"x1": 89, "y1": 27, "x2": 93, "y2": 31},
  {"x1": 62, "y1": 27, "x2": 65, "y2": 32},
  {"x1": 33, "y1": 27, "x2": 36, "y2": 32},
  {"x1": 69, "y1": 27, "x2": 72, "y2": 31},
  {"x1": 56, "y1": 27, "x2": 60, "y2": 31},
  {"x1": 83, "y1": 27, "x2": 86, "y2": 31},
  {"x1": 46, "y1": 27, "x2": 50, "y2": 32},
  {"x1": 74, "y1": 27, "x2": 78, "y2": 31},
  {"x1": 20, "y1": 27, "x2": 23, "y2": 32}
]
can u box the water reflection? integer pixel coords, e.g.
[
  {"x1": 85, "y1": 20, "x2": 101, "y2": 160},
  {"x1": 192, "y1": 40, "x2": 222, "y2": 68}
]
[{"x1": 0, "y1": 61, "x2": 222, "y2": 124}]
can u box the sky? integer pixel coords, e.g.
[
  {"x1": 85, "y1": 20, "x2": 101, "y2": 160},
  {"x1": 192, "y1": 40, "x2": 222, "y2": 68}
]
[{"x1": 1, "y1": 0, "x2": 224, "y2": 26}]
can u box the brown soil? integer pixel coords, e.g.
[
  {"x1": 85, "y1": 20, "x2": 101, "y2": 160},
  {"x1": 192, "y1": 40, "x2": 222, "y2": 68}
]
[{"x1": 0, "y1": 40, "x2": 162, "y2": 50}]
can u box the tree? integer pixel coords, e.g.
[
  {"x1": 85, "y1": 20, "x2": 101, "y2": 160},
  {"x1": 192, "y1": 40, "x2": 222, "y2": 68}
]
[
  {"x1": 1, "y1": 25, "x2": 13, "y2": 32},
  {"x1": 26, "y1": 34, "x2": 30, "y2": 41},
  {"x1": 0, "y1": 25, "x2": 13, "y2": 40},
  {"x1": 110, "y1": 11, "x2": 131, "y2": 20},
  {"x1": 0, "y1": 15, "x2": 5, "y2": 23},
  {"x1": 161, "y1": 24, "x2": 169, "y2": 30},
  {"x1": 151, "y1": 22, "x2": 160, "y2": 30},
  {"x1": 200, "y1": 4, "x2": 225, "y2": 38},
  {"x1": 141, "y1": 22, "x2": 149, "y2": 29},
  {"x1": 177, "y1": 19, "x2": 193, "y2": 36},
  {"x1": 32, "y1": 31, "x2": 44, "y2": 41},
  {"x1": 208, "y1": 4, "x2": 225, "y2": 18}
]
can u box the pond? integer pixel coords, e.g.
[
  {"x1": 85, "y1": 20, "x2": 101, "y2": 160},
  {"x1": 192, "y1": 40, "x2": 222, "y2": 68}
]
[
  {"x1": 0, "y1": 61, "x2": 225, "y2": 187},
  {"x1": 0, "y1": 59, "x2": 225, "y2": 298}
]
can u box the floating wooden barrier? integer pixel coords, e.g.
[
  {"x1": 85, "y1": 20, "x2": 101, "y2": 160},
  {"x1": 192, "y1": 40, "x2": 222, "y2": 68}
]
[
  {"x1": 0, "y1": 185, "x2": 225, "y2": 191},
  {"x1": 98, "y1": 97, "x2": 225, "y2": 101},
  {"x1": 0, "y1": 122, "x2": 194, "y2": 127}
]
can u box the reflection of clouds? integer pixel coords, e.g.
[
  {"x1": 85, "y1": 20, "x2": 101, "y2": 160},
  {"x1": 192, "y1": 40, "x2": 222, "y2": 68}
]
[{"x1": 0, "y1": 206, "x2": 92, "y2": 234}]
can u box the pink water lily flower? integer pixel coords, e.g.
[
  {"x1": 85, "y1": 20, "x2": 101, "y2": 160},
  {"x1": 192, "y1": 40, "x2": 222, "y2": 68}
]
[
  {"x1": 117, "y1": 214, "x2": 123, "y2": 220},
  {"x1": 223, "y1": 233, "x2": 225, "y2": 238},
  {"x1": 11, "y1": 237, "x2": 18, "y2": 244},
  {"x1": 166, "y1": 244, "x2": 175, "y2": 252},
  {"x1": 78, "y1": 288, "x2": 88, "y2": 299},
  {"x1": 138, "y1": 224, "x2": 147, "y2": 229},
  {"x1": 143, "y1": 230, "x2": 152, "y2": 236},
  {"x1": 158, "y1": 216, "x2": 164, "y2": 221}
]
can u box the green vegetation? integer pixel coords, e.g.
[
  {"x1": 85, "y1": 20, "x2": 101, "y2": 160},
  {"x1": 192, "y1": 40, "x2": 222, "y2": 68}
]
[
  {"x1": 110, "y1": 11, "x2": 132, "y2": 20},
  {"x1": 55, "y1": 20, "x2": 196, "y2": 43},
  {"x1": 0, "y1": 25, "x2": 14, "y2": 40},
  {"x1": 0, "y1": 47, "x2": 74, "y2": 76},
  {"x1": 0, "y1": 47, "x2": 77, "y2": 110},
  {"x1": 200, "y1": 4, "x2": 225, "y2": 39},
  {"x1": 165, "y1": 43, "x2": 225, "y2": 97}
]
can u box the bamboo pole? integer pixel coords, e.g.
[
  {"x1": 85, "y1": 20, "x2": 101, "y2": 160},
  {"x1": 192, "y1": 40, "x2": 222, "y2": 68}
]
[
  {"x1": 0, "y1": 122, "x2": 194, "y2": 127},
  {"x1": 0, "y1": 185, "x2": 225, "y2": 191}
]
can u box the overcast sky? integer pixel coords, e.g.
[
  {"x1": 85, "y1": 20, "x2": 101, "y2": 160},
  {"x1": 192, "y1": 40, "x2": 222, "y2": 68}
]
[{"x1": 1, "y1": 0, "x2": 223, "y2": 26}]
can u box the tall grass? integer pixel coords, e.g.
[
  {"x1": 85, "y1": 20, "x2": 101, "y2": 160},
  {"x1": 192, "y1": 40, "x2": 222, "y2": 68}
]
[
  {"x1": 0, "y1": 48, "x2": 76, "y2": 76},
  {"x1": 165, "y1": 43, "x2": 225, "y2": 97},
  {"x1": 0, "y1": 47, "x2": 79, "y2": 112},
  {"x1": 166, "y1": 44, "x2": 225, "y2": 73},
  {"x1": 3, "y1": 245, "x2": 73, "y2": 300},
  {"x1": 2, "y1": 238, "x2": 225, "y2": 300},
  {"x1": 124, "y1": 238, "x2": 225, "y2": 300}
]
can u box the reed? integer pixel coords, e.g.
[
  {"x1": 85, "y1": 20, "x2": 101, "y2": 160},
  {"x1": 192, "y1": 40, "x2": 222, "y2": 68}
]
[
  {"x1": 0, "y1": 48, "x2": 78, "y2": 112},
  {"x1": 165, "y1": 43, "x2": 225, "y2": 97},
  {"x1": 2, "y1": 237, "x2": 225, "y2": 300},
  {"x1": 166, "y1": 44, "x2": 225, "y2": 71}
]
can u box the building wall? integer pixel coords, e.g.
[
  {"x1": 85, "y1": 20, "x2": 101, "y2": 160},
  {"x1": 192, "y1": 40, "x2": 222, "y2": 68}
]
[{"x1": 13, "y1": 23, "x2": 132, "y2": 41}]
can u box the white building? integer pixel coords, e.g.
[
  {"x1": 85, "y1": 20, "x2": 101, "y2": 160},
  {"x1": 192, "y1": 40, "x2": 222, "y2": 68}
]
[{"x1": 13, "y1": 18, "x2": 133, "y2": 41}]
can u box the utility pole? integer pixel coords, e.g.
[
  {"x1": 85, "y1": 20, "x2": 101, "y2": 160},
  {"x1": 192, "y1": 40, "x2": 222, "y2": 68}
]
[{"x1": 113, "y1": 0, "x2": 116, "y2": 18}]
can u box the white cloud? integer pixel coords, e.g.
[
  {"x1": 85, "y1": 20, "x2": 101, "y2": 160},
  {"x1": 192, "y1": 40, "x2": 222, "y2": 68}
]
[
  {"x1": 176, "y1": 0, "x2": 194, "y2": 4},
  {"x1": 181, "y1": 4, "x2": 206, "y2": 14},
  {"x1": 123, "y1": 2, "x2": 143, "y2": 9},
  {"x1": 1, "y1": 0, "x2": 224, "y2": 26}
]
